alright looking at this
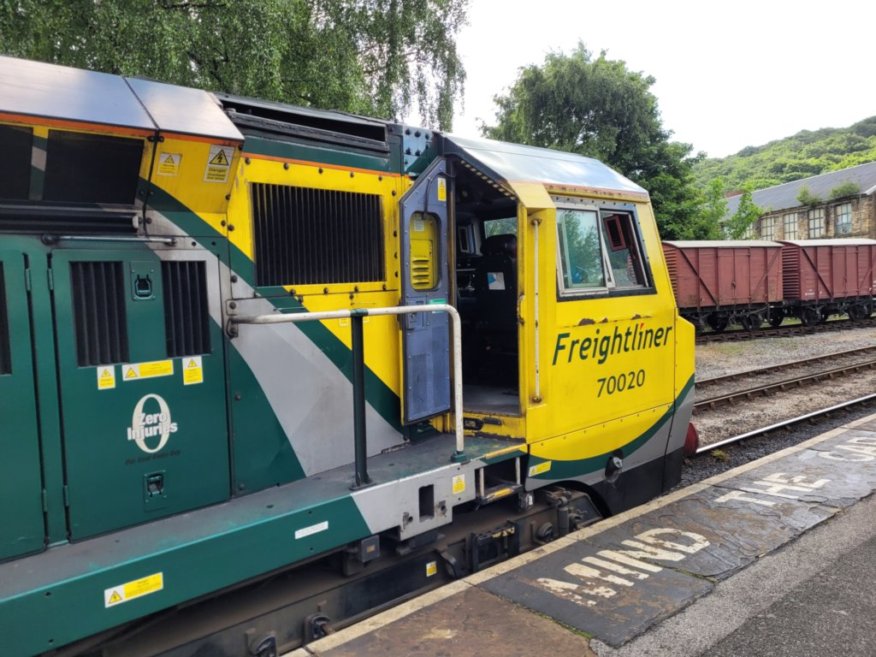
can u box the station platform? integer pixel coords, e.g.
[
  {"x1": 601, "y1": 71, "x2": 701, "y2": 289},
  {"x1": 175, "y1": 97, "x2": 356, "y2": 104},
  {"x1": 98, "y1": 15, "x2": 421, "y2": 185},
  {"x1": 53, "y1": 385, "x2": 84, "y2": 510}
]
[{"x1": 287, "y1": 413, "x2": 876, "y2": 657}]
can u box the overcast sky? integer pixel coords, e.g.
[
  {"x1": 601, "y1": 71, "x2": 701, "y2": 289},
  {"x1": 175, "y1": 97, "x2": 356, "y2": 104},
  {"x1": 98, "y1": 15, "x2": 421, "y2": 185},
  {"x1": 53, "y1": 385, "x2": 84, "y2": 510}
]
[{"x1": 451, "y1": 0, "x2": 875, "y2": 158}]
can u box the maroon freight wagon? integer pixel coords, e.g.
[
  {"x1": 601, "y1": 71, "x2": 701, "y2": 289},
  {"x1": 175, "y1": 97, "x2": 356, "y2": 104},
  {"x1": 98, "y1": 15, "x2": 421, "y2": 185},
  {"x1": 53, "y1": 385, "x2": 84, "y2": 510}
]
[
  {"x1": 779, "y1": 239, "x2": 876, "y2": 325},
  {"x1": 662, "y1": 240, "x2": 784, "y2": 331}
]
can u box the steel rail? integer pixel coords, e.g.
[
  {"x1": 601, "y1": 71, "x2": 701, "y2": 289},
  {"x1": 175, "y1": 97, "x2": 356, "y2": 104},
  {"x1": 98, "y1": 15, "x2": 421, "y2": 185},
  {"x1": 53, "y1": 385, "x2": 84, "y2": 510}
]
[
  {"x1": 695, "y1": 393, "x2": 876, "y2": 455},
  {"x1": 695, "y1": 358, "x2": 876, "y2": 410},
  {"x1": 697, "y1": 345, "x2": 876, "y2": 389}
]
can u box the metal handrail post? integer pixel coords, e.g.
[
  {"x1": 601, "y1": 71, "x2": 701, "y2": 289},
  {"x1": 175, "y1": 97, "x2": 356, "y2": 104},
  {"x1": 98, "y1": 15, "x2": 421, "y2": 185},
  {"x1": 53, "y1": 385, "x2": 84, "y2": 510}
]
[
  {"x1": 350, "y1": 314, "x2": 371, "y2": 488},
  {"x1": 229, "y1": 304, "x2": 466, "y2": 464}
]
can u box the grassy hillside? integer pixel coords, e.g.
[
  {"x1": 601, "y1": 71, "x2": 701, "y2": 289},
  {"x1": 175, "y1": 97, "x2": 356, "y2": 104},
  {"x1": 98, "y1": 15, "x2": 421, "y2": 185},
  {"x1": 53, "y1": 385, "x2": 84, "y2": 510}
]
[{"x1": 693, "y1": 116, "x2": 876, "y2": 191}]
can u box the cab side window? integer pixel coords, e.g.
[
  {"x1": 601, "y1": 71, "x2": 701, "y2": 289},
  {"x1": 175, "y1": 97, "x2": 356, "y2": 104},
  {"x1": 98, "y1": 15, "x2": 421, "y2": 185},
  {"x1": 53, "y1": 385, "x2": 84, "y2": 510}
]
[{"x1": 556, "y1": 207, "x2": 650, "y2": 297}]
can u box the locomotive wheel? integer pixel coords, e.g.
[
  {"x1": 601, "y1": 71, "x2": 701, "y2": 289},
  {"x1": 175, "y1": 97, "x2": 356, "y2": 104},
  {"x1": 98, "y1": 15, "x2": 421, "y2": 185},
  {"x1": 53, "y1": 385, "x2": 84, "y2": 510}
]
[
  {"x1": 768, "y1": 309, "x2": 784, "y2": 328},
  {"x1": 800, "y1": 307, "x2": 820, "y2": 327},
  {"x1": 706, "y1": 313, "x2": 728, "y2": 332}
]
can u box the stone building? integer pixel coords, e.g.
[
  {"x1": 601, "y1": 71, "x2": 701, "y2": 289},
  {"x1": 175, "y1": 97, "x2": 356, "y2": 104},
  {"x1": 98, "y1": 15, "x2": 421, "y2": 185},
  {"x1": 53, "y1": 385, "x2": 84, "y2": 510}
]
[{"x1": 725, "y1": 160, "x2": 876, "y2": 240}]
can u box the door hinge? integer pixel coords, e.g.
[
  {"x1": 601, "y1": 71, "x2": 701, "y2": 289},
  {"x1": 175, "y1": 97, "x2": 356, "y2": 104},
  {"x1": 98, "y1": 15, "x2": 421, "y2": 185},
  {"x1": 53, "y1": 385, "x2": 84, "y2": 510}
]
[
  {"x1": 25, "y1": 267, "x2": 32, "y2": 292},
  {"x1": 41, "y1": 489, "x2": 48, "y2": 513},
  {"x1": 47, "y1": 268, "x2": 54, "y2": 291},
  {"x1": 62, "y1": 485, "x2": 70, "y2": 507}
]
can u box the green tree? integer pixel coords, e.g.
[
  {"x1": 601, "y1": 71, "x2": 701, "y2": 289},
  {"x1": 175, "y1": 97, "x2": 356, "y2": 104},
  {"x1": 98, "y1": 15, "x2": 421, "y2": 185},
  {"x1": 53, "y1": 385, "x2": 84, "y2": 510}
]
[
  {"x1": 0, "y1": 0, "x2": 467, "y2": 129},
  {"x1": 483, "y1": 43, "x2": 702, "y2": 239},
  {"x1": 725, "y1": 187, "x2": 762, "y2": 239},
  {"x1": 691, "y1": 178, "x2": 728, "y2": 239}
]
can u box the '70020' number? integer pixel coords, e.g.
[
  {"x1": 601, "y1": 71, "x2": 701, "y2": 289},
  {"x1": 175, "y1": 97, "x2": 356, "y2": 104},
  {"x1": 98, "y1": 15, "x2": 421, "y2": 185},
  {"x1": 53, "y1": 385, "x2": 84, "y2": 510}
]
[{"x1": 597, "y1": 369, "x2": 646, "y2": 397}]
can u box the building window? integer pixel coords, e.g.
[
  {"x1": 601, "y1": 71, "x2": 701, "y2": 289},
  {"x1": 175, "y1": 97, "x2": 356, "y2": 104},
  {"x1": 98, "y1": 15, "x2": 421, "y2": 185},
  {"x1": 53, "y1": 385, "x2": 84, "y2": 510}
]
[
  {"x1": 742, "y1": 222, "x2": 756, "y2": 239},
  {"x1": 835, "y1": 203, "x2": 852, "y2": 236},
  {"x1": 808, "y1": 208, "x2": 825, "y2": 238},
  {"x1": 762, "y1": 216, "x2": 776, "y2": 239},
  {"x1": 783, "y1": 213, "x2": 797, "y2": 240}
]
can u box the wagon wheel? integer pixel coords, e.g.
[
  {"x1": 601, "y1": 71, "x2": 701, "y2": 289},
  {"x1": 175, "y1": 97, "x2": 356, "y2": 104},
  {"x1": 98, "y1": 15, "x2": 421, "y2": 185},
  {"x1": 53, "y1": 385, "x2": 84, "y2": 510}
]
[
  {"x1": 849, "y1": 304, "x2": 871, "y2": 321},
  {"x1": 739, "y1": 314, "x2": 759, "y2": 331},
  {"x1": 706, "y1": 313, "x2": 728, "y2": 333},
  {"x1": 768, "y1": 309, "x2": 785, "y2": 328},
  {"x1": 800, "y1": 306, "x2": 820, "y2": 327}
]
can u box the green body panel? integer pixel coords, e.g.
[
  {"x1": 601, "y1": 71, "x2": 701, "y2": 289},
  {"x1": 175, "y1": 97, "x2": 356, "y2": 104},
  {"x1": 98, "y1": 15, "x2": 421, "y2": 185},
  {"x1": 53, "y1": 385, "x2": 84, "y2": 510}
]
[
  {"x1": 243, "y1": 135, "x2": 402, "y2": 173},
  {"x1": 50, "y1": 246, "x2": 230, "y2": 539},
  {"x1": 0, "y1": 489, "x2": 370, "y2": 657},
  {"x1": 0, "y1": 251, "x2": 45, "y2": 560},
  {"x1": 227, "y1": 342, "x2": 306, "y2": 492}
]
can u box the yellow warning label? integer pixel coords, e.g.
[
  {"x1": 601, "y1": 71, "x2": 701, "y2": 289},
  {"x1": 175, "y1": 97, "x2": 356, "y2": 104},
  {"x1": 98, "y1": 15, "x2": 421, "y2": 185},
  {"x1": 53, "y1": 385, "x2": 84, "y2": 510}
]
[
  {"x1": 425, "y1": 561, "x2": 438, "y2": 577},
  {"x1": 183, "y1": 356, "x2": 203, "y2": 386},
  {"x1": 452, "y1": 474, "x2": 466, "y2": 495},
  {"x1": 209, "y1": 150, "x2": 229, "y2": 166},
  {"x1": 157, "y1": 152, "x2": 181, "y2": 176},
  {"x1": 528, "y1": 461, "x2": 552, "y2": 477},
  {"x1": 97, "y1": 366, "x2": 116, "y2": 390},
  {"x1": 204, "y1": 145, "x2": 233, "y2": 183},
  {"x1": 122, "y1": 360, "x2": 174, "y2": 382},
  {"x1": 104, "y1": 572, "x2": 164, "y2": 608},
  {"x1": 437, "y1": 177, "x2": 447, "y2": 202}
]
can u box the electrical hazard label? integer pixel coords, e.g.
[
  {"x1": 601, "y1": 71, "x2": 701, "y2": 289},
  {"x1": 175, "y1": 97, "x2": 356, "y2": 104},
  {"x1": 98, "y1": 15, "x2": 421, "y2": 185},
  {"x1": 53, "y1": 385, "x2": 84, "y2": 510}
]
[
  {"x1": 157, "y1": 153, "x2": 181, "y2": 176},
  {"x1": 104, "y1": 572, "x2": 164, "y2": 608},
  {"x1": 97, "y1": 366, "x2": 116, "y2": 390},
  {"x1": 452, "y1": 474, "x2": 466, "y2": 495},
  {"x1": 437, "y1": 177, "x2": 447, "y2": 202},
  {"x1": 182, "y1": 356, "x2": 203, "y2": 385},
  {"x1": 123, "y1": 360, "x2": 174, "y2": 382},
  {"x1": 204, "y1": 145, "x2": 234, "y2": 183}
]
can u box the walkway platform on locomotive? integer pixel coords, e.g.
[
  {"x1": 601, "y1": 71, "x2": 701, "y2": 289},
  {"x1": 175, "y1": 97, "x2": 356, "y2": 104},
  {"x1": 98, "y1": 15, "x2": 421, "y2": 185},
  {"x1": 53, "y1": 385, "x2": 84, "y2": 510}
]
[{"x1": 289, "y1": 412, "x2": 876, "y2": 657}]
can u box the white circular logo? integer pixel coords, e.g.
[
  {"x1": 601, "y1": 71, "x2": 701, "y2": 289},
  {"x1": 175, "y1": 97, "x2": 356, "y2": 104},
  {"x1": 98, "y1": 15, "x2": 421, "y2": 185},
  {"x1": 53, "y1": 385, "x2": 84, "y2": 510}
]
[{"x1": 127, "y1": 394, "x2": 179, "y2": 454}]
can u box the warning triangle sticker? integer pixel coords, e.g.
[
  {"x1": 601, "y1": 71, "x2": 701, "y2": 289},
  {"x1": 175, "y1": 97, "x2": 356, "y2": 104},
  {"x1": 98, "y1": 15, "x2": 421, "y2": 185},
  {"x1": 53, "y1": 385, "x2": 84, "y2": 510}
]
[
  {"x1": 187, "y1": 359, "x2": 197, "y2": 369},
  {"x1": 108, "y1": 590, "x2": 123, "y2": 604},
  {"x1": 125, "y1": 367, "x2": 138, "y2": 379},
  {"x1": 209, "y1": 150, "x2": 229, "y2": 166}
]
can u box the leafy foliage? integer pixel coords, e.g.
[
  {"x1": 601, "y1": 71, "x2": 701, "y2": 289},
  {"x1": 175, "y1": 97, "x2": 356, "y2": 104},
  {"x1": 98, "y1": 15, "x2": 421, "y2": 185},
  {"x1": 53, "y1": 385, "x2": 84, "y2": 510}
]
[
  {"x1": 482, "y1": 44, "x2": 705, "y2": 239},
  {"x1": 725, "y1": 187, "x2": 762, "y2": 239},
  {"x1": 796, "y1": 185, "x2": 821, "y2": 207},
  {"x1": 694, "y1": 179, "x2": 728, "y2": 239},
  {"x1": 829, "y1": 181, "x2": 861, "y2": 199},
  {"x1": 0, "y1": 0, "x2": 467, "y2": 129},
  {"x1": 693, "y1": 116, "x2": 876, "y2": 191}
]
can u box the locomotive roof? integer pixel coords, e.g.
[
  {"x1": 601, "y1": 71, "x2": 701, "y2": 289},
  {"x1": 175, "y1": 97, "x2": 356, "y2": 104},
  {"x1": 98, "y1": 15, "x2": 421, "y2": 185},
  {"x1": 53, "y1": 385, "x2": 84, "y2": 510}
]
[
  {"x1": 443, "y1": 134, "x2": 648, "y2": 199},
  {"x1": 0, "y1": 55, "x2": 243, "y2": 142}
]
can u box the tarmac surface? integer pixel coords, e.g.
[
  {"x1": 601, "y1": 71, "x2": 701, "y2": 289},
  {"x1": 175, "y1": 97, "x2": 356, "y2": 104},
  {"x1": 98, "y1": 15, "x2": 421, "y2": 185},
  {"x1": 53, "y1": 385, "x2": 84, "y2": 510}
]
[{"x1": 287, "y1": 413, "x2": 876, "y2": 657}]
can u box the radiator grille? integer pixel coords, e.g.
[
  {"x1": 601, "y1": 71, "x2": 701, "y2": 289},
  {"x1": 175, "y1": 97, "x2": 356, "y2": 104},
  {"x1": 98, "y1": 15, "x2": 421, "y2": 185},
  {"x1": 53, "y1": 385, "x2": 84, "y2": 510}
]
[
  {"x1": 71, "y1": 262, "x2": 129, "y2": 366},
  {"x1": 163, "y1": 261, "x2": 211, "y2": 357},
  {"x1": 252, "y1": 183, "x2": 384, "y2": 286},
  {"x1": 0, "y1": 265, "x2": 10, "y2": 375}
]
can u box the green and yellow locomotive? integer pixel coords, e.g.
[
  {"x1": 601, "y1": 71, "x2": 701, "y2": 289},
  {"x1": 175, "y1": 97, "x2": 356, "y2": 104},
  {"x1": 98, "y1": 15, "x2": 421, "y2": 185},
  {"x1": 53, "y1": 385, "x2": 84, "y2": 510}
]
[{"x1": 0, "y1": 56, "x2": 695, "y2": 656}]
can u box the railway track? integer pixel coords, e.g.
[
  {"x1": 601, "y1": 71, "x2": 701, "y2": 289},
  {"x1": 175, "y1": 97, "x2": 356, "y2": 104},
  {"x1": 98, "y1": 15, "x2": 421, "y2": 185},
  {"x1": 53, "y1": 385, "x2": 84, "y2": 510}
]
[
  {"x1": 694, "y1": 351, "x2": 876, "y2": 411},
  {"x1": 696, "y1": 315, "x2": 876, "y2": 344},
  {"x1": 695, "y1": 393, "x2": 876, "y2": 455},
  {"x1": 695, "y1": 361, "x2": 876, "y2": 410}
]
